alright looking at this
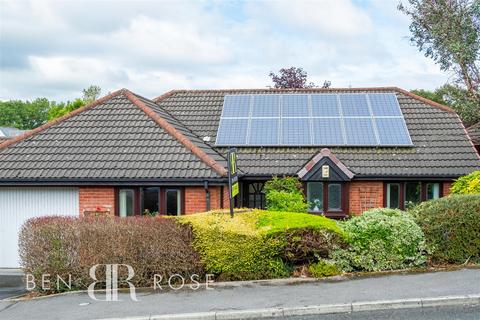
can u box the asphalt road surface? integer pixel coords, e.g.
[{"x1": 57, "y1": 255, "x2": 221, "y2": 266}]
[{"x1": 264, "y1": 304, "x2": 480, "y2": 320}]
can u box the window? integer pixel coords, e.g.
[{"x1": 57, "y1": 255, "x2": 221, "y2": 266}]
[
  {"x1": 142, "y1": 187, "x2": 159, "y2": 215},
  {"x1": 307, "y1": 182, "x2": 323, "y2": 212},
  {"x1": 405, "y1": 182, "x2": 421, "y2": 208},
  {"x1": 307, "y1": 182, "x2": 344, "y2": 215},
  {"x1": 328, "y1": 184, "x2": 342, "y2": 211},
  {"x1": 247, "y1": 182, "x2": 266, "y2": 209},
  {"x1": 426, "y1": 183, "x2": 440, "y2": 200},
  {"x1": 119, "y1": 189, "x2": 135, "y2": 217},
  {"x1": 386, "y1": 183, "x2": 401, "y2": 209},
  {"x1": 166, "y1": 189, "x2": 181, "y2": 216}
]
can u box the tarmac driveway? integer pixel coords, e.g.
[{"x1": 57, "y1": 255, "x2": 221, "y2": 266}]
[{"x1": 0, "y1": 269, "x2": 25, "y2": 300}]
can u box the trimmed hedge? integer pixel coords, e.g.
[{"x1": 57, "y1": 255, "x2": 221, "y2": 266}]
[
  {"x1": 308, "y1": 260, "x2": 341, "y2": 278},
  {"x1": 410, "y1": 194, "x2": 480, "y2": 264},
  {"x1": 19, "y1": 216, "x2": 203, "y2": 292},
  {"x1": 180, "y1": 209, "x2": 345, "y2": 280},
  {"x1": 332, "y1": 208, "x2": 428, "y2": 271},
  {"x1": 264, "y1": 177, "x2": 308, "y2": 213}
]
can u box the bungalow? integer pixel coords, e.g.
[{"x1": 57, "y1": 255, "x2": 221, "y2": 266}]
[{"x1": 0, "y1": 87, "x2": 479, "y2": 267}]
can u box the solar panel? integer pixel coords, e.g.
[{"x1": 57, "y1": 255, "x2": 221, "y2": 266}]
[
  {"x1": 375, "y1": 118, "x2": 412, "y2": 145},
  {"x1": 311, "y1": 94, "x2": 339, "y2": 116},
  {"x1": 340, "y1": 94, "x2": 370, "y2": 116},
  {"x1": 249, "y1": 119, "x2": 279, "y2": 145},
  {"x1": 215, "y1": 93, "x2": 412, "y2": 147},
  {"x1": 368, "y1": 93, "x2": 402, "y2": 116},
  {"x1": 252, "y1": 95, "x2": 279, "y2": 117},
  {"x1": 283, "y1": 95, "x2": 309, "y2": 117},
  {"x1": 222, "y1": 95, "x2": 250, "y2": 117},
  {"x1": 281, "y1": 118, "x2": 310, "y2": 145},
  {"x1": 312, "y1": 118, "x2": 344, "y2": 145},
  {"x1": 216, "y1": 118, "x2": 248, "y2": 145},
  {"x1": 344, "y1": 118, "x2": 378, "y2": 145}
]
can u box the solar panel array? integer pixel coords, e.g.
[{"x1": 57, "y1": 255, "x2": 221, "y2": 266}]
[{"x1": 215, "y1": 93, "x2": 412, "y2": 146}]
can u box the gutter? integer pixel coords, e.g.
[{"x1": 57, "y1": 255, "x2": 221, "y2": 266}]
[{"x1": 0, "y1": 178, "x2": 229, "y2": 186}]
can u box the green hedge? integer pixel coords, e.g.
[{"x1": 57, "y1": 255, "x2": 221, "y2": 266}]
[
  {"x1": 332, "y1": 208, "x2": 427, "y2": 271},
  {"x1": 264, "y1": 177, "x2": 308, "y2": 213},
  {"x1": 410, "y1": 194, "x2": 480, "y2": 264},
  {"x1": 180, "y1": 209, "x2": 345, "y2": 280}
]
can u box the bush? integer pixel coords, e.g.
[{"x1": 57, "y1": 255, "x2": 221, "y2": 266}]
[
  {"x1": 257, "y1": 210, "x2": 346, "y2": 264},
  {"x1": 332, "y1": 208, "x2": 427, "y2": 271},
  {"x1": 410, "y1": 194, "x2": 480, "y2": 264},
  {"x1": 308, "y1": 260, "x2": 341, "y2": 278},
  {"x1": 451, "y1": 171, "x2": 480, "y2": 194},
  {"x1": 19, "y1": 216, "x2": 203, "y2": 292},
  {"x1": 180, "y1": 209, "x2": 346, "y2": 280},
  {"x1": 180, "y1": 210, "x2": 288, "y2": 281},
  {"x1": 264, "y1": 177, "x2": 308, "y2": 212}
]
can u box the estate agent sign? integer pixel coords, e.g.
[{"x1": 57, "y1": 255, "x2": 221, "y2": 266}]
[{"x1": 227, "y1": 148, "x2": 238, "y2": 217}]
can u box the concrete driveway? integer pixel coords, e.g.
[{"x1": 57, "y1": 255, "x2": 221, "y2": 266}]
[{"x1": 0, "y1": 269, "x2": 25, "y2": 300}]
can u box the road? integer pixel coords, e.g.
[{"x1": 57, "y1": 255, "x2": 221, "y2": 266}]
[
  {"x1": 0, "y1": 269, "x2": 479, "y2": 320},
  {"x1": 267, "y1": 304, "x2": 480, "y2": 320}
]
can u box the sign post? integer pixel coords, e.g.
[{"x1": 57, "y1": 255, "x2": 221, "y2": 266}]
[{"x1": 227, "y1": 148, "x2": 238, "y2": 218}]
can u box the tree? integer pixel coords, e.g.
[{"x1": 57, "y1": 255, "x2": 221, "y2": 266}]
[
  {"x1": 82, "y1": 85, "x2": 101, "y2": 103},
  {"x1": 411, "y1": 84, "x2": 480, "y2": 126},
  {"x1": 0, "y1": 98, "x2": 51, "y2": 130},
  {"x1": 269, "y1": 67, "x2": 318, "y2": 89},
  {"x1": 398, "y1": 0, "x2": 480, "y2": 98},
  {"x1": 47, "y1": 99, "x2": 85, "y2": 121}
]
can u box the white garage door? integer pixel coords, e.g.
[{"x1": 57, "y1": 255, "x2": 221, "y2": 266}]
[{"x1": 0, "y1": 187, "x2": 79, "y2": 268}]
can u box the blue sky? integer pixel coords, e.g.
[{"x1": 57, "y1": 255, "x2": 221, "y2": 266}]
[{"x1": 0, "y1": 0, "x2": 451, "y2": 101}]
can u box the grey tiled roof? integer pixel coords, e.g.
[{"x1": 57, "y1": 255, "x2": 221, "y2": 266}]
[
  {"x1": 0, "y1": 91, "x2": 227, "y2": 182},
  {"x1": 467, "y1": 123, "x2": 480, "y2": 145},
  {"x1": 156, "y1": 88, "x2": 480, "y2": 178}
]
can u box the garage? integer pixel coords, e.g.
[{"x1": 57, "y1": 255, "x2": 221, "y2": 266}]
[{"x1": 0, "y1": 187, "x2": 79, "y2": 268}]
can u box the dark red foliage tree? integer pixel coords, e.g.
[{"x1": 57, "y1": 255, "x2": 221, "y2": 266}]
[{"x1": 269, "y1": 67, "x2": 325, "y2": 89}]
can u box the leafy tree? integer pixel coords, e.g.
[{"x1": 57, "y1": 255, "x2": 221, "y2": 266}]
[
  {"x1": 82, "y1": 85, "x2": 102, "y2": 103},
  {"x1": 47, "y1": 99, "x2": 85, "y2": 121},
  {"x1": 0, "y1": 98, "x2": 50, "y2": 130},
  {"x1": 269, "y1": 67, "x2": 318, "y2": 89},
  {"x1": 398, "y1": 0, "x2": 480, "y2": 97},
  {"x1": 410, "y1": 88, "x2": 447, "y2": 105}
]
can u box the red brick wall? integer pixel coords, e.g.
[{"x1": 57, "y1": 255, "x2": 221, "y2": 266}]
[
  {"x1": 443, "y1": 181, "x2": 453, "y2": 196},
  {"x1": 79, "y1": 187, "x2": 115, "y2": 216},
  {"x1": 184, "y1": 185, "x2": 229, "y2": 214},
  {"x1": 349, "y1": 181, "x2": 384, "y2": 215}
]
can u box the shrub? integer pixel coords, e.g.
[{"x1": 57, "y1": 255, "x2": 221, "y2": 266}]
[
  {"x1": 19, "y1": 216, "x2": 203, "y2": 292},
  {"x1": 410, "y1": 194, "x2": 480, "y2": 264},
  {"x1": 332, "y1": 208, "x2": 427, "y2": 271},
  {"x1": 180, "y1": 209, "x2": 346, "y2": 280},
  {"x1": 266, "y1": 191, "x2": 309, "y2": 213},
  {"x1": 257, "y1": 210, "x2": 346, "y2": 264},
  {"x1": 179, "y1": 210, "x2": 288, "y2": 281},
  {"x1": 264, "y1": 177, "x2": 308, "y2": 212},
  {"x1": 451, "y1": 171, "x2": 480, "y2": 194},
  {"x1": 308, "y1": 260, "x2": 341, "y2": 278}
]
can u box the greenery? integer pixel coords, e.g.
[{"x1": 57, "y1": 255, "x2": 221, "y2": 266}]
[
  {"x1": 264, "y1": 177, "x2": 308, "y2": 213},
  {"x1": 180, "y1": 209, "x2": 345, "y2": 280},
  {"x1": 410, "y1": 194, "x2": 480, "y2": 264},
  {"x1": 399, "y1": 0, "x2": 479, "y2": 102},
  {"x1": 0, "y1": 85, "x2": 101, "y2": 130},
  {"x1": 332, "y1": 208, "x2": 428, "y2": 272},
  {"x1": 308, "y1": 260, "x2": 341, "y2": 278},
  {"x1": 450, "y1": 170, "x2": 480, "y2": 194}
]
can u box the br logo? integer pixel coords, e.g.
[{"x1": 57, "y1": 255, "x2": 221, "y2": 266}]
[{"x1": 88, "y1": 264, "x2": 138, "y2": 301}]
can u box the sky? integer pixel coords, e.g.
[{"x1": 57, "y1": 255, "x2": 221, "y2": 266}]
[{"x1": 0, "y1": 0, "x2": 452, "y2": 101}]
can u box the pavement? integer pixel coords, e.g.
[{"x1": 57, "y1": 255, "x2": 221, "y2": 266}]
[
  {"x1": 0, "y1": 269, "x2": 479, "y2": 320},
  {"x1": 0, "y1": 269, "x2": 26, "y2": 300}
]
